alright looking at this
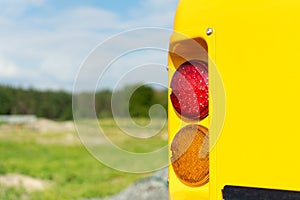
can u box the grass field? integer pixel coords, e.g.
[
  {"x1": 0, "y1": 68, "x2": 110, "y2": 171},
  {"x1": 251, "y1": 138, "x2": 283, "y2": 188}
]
[{"x1": 0, "y1": 118, "x2": 168, "y2": 200}]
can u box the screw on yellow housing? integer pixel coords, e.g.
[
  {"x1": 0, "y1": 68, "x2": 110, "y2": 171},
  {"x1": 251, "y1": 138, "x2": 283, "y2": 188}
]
[{"x1": 169, "y1": 0, "x2": 300, "y2": 199}]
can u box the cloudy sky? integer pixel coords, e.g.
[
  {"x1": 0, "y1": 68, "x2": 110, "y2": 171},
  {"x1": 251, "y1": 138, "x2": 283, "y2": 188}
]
[{"x1": 0, "y1": 0, "x2": 178, "y2": 91}]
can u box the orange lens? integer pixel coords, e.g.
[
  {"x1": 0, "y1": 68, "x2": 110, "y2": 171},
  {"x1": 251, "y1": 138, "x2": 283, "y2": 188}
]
[{"x1": 171, "y1": 124, "x2": 209, "y2": 187}]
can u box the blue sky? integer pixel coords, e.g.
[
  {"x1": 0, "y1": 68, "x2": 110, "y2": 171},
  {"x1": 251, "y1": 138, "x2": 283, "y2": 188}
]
[{"x1": 0, "y1": 0, "x2": 178, "y2": 91}]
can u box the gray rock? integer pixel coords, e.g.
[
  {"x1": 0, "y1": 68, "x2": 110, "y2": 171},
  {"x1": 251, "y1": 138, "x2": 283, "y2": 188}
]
[{"x1": 84, "y1": 168, "x2": 168, "y2": 200}]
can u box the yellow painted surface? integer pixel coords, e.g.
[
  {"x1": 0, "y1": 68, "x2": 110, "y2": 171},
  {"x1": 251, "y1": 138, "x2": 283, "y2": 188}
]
[{"x1": 168, "y1": 0, "x2": 300, "y2": 199}]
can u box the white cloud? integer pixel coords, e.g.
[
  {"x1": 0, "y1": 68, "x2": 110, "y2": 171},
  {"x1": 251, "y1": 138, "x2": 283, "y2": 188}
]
[
  {"x1": 41, "y1": 7, "x2": 122, "y2": 31},
  {"x1": 0, "y1": 0, "x2": 45, "y2": 18},
  {"x1": 0, "y1": 0, "x2": 178, "y2": 91},
  {"x1": 127, "y1": 0, "x2": 178, "y2": 27},
  {"x1": 145, "y1": 0, "x2": 178, "y2": 8},
  {"x1": 0, "y1": 57, "x2": 19, "y2": 77}
]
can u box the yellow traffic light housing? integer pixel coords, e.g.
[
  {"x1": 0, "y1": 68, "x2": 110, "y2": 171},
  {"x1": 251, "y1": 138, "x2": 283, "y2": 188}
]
[
  {"x1": 168, "y1": 0, "x2": 300, "y2": 199},
  {"x1": 168, "y1": 35, "x2": 212, "y2": 199}
]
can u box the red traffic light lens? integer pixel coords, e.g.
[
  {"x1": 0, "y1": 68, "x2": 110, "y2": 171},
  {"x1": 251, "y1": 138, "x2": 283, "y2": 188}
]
[{"x1": 170, "y1": 60, "x2": 208, "y2": 120}]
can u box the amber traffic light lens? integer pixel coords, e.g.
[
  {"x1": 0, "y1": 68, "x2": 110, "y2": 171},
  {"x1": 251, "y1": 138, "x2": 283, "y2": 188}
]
[
  {"x1": 171, "y1": 124, "x2": 209, "y2": 187},
  {"x1": 170, "y1": 60, "x2": 208, "y2": 120}
]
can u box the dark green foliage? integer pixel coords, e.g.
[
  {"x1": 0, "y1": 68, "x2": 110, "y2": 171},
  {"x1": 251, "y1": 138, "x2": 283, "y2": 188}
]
[
  {"x1": 0, "y1": 85, "x2": 72, "y2": 120},
  {"x1": 95, "y1": 89, "x2": 112, "y2": 118},
  {"x1": 101, "y1": 84, "x2": 168, "y2": 119},
  {"x1": 0, "y1": 85, "x2": 13, "y2": 114},
  {"x1": 0, "y1": 84, "x2": 167, "y2": 121},
  {"x1": 129, "y1": 85, "x2": 156, "y2": 118}
]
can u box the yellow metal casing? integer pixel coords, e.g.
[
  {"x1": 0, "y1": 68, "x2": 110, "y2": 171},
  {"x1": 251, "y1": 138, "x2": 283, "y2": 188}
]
[{"x1": 168, "y1": 0, "x2": 300, "y2": 199}]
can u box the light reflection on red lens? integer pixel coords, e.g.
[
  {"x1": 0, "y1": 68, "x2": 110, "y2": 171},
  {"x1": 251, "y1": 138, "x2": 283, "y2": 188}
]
[{"x1": 170, "y1": 60, "x2": 208, "y2": 120}]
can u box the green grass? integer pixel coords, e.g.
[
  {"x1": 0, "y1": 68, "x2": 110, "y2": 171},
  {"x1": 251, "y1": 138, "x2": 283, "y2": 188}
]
[
  {"x1": 0, "y1": 186, "x2": 27, "y2": 200},
  {"x1": 0, "y1": 140, "x2": 146, "y2": 200},
  {"x1": 0, "y1": 121, "x2": 8, "y2": 126},
  {"x1": 0, "y1": 118, "x2": 168, "y2": 200}
]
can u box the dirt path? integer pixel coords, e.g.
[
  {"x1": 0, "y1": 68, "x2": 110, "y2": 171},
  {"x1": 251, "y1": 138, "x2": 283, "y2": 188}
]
[{"x1": 0, "y1": 174, "x2": 49, "y2": 192}]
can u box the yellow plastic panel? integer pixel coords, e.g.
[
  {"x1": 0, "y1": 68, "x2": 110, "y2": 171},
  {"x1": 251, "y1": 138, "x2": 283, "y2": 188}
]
[{"x1": 169, "y1": 0, "x2": 300, "y2": 199}]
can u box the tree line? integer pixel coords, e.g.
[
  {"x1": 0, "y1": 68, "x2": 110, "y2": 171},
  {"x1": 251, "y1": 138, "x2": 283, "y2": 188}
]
[{"x1": 0, "y1": 84, "x2": 167, "y2": 121}]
